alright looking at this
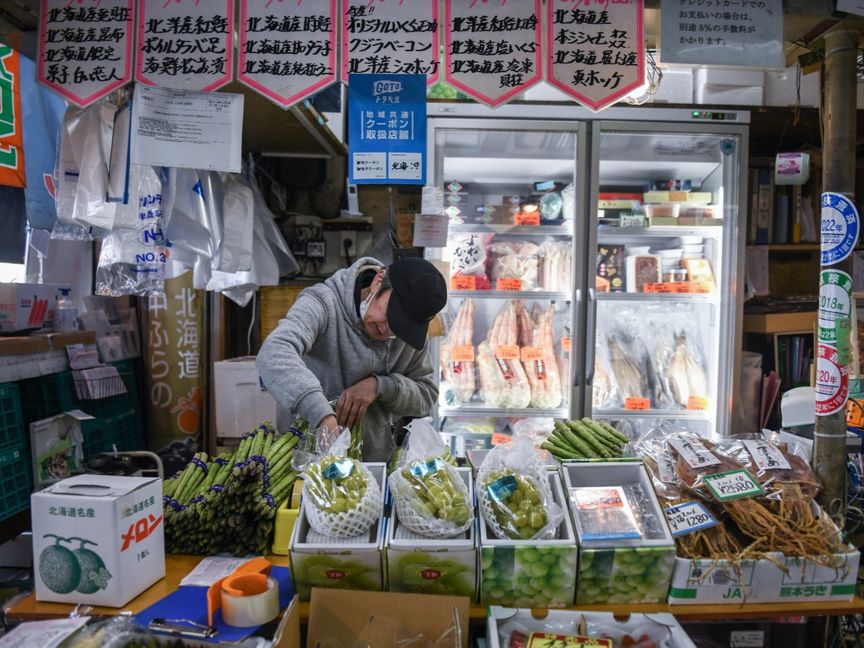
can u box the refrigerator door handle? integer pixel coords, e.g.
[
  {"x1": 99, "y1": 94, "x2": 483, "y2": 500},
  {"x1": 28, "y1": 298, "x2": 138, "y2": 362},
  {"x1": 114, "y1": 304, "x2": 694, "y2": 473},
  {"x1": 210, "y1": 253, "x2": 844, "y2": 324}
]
[
  {"x1": 572, "y1": 289, "x2": 582, "y2": 387},
  {"x1": 585, "y1": 288, "x2": 597, "y2": 386}
]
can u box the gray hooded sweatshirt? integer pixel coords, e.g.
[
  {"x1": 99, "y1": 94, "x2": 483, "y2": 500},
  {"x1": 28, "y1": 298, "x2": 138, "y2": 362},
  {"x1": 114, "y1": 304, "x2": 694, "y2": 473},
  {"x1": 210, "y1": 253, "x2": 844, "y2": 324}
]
[{"x1": 256, "y1": 257, "x2": 438, "y2": 461}]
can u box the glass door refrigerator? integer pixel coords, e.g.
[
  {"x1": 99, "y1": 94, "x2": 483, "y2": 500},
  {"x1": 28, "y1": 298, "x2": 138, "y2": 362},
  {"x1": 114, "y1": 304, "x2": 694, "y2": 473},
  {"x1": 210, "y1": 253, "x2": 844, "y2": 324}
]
[
  {"x1": 585, "y1": 114, "x2": 749, "y2": 440},
  {"x1": 425, "y1": 117, "x2": 587, "y2": 455}
]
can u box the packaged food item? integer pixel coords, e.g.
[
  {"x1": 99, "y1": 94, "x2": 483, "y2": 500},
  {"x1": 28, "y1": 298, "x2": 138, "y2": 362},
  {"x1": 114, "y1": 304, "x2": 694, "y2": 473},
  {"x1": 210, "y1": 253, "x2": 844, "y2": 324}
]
[
  {"x1": 596, "y1": 245, "x2": 625, "y2": 293},
  {"x1": 626, "y1": 254, "x2": 660, "y2": 292},
  {"x1": 491, "y1": 241, "x2": 540, "y2": 291},
  {"x1": 449, "y1": 233, "x2": 493, "y2": 290},
  {"x1": 571, "y1": 486, "x2": 642, "y2": 541},
  {"x1": 683, "y1": 258, "x2": 716, "y2": 290}
]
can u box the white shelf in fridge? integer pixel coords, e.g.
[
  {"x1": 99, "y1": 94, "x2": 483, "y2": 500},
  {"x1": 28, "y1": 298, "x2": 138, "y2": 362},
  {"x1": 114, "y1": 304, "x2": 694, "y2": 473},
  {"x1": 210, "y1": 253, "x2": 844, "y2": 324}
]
[
  {"x1": 597, "y1": 226, "x2": 723, "y2": 240},
  {"x1": 592, "y1": 409, "x2": 712, "y2": 420},
  {"x1": 450, "y1": 290, "x2": 572, "y2": 301},
  {"x1": 440, "y1": 406, "x2": 570, "y2": 418},
  {"x1": 596, "y1": 292, "x2": 717, "y2": 304},
  {"x1": 448, "y1": 223, "x2": 574, "y2": 236}
]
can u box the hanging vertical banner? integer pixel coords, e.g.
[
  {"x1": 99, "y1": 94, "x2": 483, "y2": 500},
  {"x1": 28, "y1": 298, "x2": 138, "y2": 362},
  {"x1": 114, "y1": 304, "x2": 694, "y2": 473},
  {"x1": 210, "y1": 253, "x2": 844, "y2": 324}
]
[
  {"x1": 238, "y1": 0, "x2": 337, "y2": 109},
  {"x1": 0, "y1": 46, "x2": 24, "y2": 189},
  {"x1": 37, "y1": 0, "x2": 134, "y2": 107},
  {"x1": 546, "y1": 0, "x2": 645, "y2": 112},
  {"x1": 444, "y1": 0, "x2": 542, "y2": 108},
  {"x1": 342, "y1": 0, "x2": 439, "y2": 84},
  {"x1": 348, "y1": 73, "x2": 426, "y2": 185},
  {"x1": 137, "y1": 0, "x2": 234, "y2": 92},
  {"x1": 146, "y1": 270, "x2": 204, "y2": 476}
]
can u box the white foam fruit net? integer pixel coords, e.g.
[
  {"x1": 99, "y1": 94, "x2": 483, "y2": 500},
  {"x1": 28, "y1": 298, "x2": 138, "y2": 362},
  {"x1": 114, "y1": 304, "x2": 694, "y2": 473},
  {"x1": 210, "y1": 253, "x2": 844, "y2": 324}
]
[
  {"x1": 303, "y1": 462, "x2": 383, "y2": 539},
  {"x1": 389, "y1": 462, "x2": 473, "y2": 539}
]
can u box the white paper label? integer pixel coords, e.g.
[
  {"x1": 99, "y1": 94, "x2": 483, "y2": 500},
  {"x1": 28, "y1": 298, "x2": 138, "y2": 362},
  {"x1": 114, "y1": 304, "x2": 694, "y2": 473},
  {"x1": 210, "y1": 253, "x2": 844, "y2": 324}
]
[
  {"x1": 668, "y1": 437, "x2": 721, "y2": 469},
  {"x1": 179, "y1": 556, "x2": 250, "y2": 586},
  {"x1": 663, "y1": 501, "x2": 717, "y2": 537},
  {"x1": 743, "y1": 439, "x2": 791, "y2": 472},
  {"x1": 657, "y1": 455, "x2": 677, "y2": 484},
  {"x1": 730, "y1": 631, "x2": 766, "y2": 648},
  {"x1": 704, "y1": 469, "x2": 764, "y2": 502},
  {"x1": 0, "y1": 618, "x2": 89, "y2": 648}
]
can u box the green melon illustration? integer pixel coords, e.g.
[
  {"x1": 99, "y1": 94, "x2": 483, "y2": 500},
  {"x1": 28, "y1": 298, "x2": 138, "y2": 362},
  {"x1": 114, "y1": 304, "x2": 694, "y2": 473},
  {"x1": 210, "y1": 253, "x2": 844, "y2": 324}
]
[
  {"x1": 39, "y1": 534, "x2": 80, "y2": 594},
  {"x1": 71, "y1": 537, "x2": 112, "y2": 594}
]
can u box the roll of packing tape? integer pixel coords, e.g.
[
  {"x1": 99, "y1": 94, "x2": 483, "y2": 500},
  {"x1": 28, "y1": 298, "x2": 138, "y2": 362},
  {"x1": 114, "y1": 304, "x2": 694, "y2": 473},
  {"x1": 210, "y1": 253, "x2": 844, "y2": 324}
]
[{"x1": 222, "y1": 576, "x2": 279, "y2": 627}]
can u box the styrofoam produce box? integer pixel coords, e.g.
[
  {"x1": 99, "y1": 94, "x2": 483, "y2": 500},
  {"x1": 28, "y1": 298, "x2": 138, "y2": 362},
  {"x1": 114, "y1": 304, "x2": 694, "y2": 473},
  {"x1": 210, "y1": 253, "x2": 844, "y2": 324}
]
[
  {"x1": 290, "y1": 463, "x2": 386, "y2": 601},
  {"x1": 214, "y1": 357, "x2": 278, "y2": 439},
  {"x1": 668, "y1": 503, "x2": 860, "y2": 604},
  {"x1": 562, "y1": 462, "x2": 676, "y2": 605},
  {"x1": 385, "y1": 467, "x2": 477, "y2": 599},
  {"x1": 486, "y1": 607, "x2": 697, "y2": 648},
  {"x1": 480, "y1": 471, "x2": 578, "y2": 608},
  {"x1": 31, "y1": 475, "x2": 165, "y2": 607}
]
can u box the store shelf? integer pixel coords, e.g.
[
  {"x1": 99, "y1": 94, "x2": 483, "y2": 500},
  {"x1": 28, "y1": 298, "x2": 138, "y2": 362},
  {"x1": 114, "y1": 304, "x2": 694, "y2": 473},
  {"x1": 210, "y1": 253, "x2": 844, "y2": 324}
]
[
  {"x1": 596, "y1": 292, "x2": 717, "y2": 304},
  {"x1": 592, "y1": 409, "x2": 712, "y2": 420},
  {"x1": 440, "y1": 406, "x2": 570, "y2": 418},
  {"x1": 448, "y1": 223, "x2": 573, "y2": 236},
  {"x1": 598, "y1": 226, "x2": 723, "y2": 240},
  {"x1": 450, "y1": 290, "x2": 572, "y2": 301}
]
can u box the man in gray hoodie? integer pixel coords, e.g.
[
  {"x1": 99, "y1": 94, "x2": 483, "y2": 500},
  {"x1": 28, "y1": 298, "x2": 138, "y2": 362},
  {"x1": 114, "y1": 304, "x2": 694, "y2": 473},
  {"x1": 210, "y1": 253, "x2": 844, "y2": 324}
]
[{"x1": 257, "y1": 256, "x2": 448, "y2": 461}]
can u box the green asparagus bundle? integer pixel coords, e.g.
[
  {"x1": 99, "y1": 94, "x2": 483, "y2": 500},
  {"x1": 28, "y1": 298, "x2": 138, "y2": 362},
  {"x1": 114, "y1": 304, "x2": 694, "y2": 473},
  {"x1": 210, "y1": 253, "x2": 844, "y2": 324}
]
[
  {"x1": 162, "y1": 422, "x2": 300, "y2": 556},
  {"x1": 541, "y1": 418, "x2": 630, "y2": 462}
]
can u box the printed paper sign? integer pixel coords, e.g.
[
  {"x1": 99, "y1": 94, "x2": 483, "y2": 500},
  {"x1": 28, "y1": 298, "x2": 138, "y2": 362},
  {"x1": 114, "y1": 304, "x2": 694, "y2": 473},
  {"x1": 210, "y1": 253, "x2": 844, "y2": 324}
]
[
  {"x1": 342, "y1": 0, "x2": 439, "y2": 83},
  {"x1": 704, "y1": 469, "x2": 764, "y2": 502},
  {"x1": 819, "y1": 270, "x2": 853, "y2": 344},
  {"x1": 0, "y1": 46, "x2": 24, "y2": 188},
  {"x1": 743, "y1": 439, "x2": 791, "y2": 472},
  {"x1": 136, "y1": 0, "x2": 233, "y2": 91},
  {"x1": 660, "y1": 0, "x2": 784, "y2": 69},
  {"x1": 348, "y1": 74, "x2": 426, "y2": 185},
  {"x1": 412, "y1": 212, "x2": 449, "y2": 248},
  {"x1": 37, "y1": 0, "x2": 133, "y2": 107},
  {"x1": 668, "y1": 437, "x2": 721, "y2": 469},
  {"x1": 664, "y1": 501, "x2": 717, "y2": 537},
  {"x1": 131, "y1": 85, "x2": 243, "y2": 173},
  {"x1": 821, "y1": 192, "x2": 859, "y2": 266},
  {"x1": 238, "y1": 0, "x2": 338, "y2": 109},
  {"x1": 657, "y1": 455, "x2": 677, "y2": 484},
  {"x1": 444, "y1": 0, "x2": 543, "y2": 107},
  {"x1": 816, "y1": 342, "x2": 849, "y2": 416},
  {"x1": 546, "y1": 0, "x2": 645, "y2": 112}
]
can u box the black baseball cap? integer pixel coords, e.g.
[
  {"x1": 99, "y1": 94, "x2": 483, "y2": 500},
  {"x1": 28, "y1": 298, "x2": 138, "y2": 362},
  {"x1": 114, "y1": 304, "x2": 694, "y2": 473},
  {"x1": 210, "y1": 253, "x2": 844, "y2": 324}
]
[{"x1": 386, "y1": 257, "x2": 447, "y2": 350}]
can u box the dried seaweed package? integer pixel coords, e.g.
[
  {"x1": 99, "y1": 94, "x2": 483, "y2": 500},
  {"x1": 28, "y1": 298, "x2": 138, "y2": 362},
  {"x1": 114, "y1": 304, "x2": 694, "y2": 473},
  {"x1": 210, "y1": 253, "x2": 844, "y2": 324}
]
[{"x1": 570, "y1": 486, "x2": 642, "y2": 542}]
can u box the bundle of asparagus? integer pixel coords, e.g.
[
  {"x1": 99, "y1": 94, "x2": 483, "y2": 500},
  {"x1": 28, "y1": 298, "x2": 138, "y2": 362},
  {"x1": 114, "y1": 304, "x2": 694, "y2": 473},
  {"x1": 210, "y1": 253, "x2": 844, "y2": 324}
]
[{"x1": 162, "y1": 423, "x2": 299, "y2": 556}]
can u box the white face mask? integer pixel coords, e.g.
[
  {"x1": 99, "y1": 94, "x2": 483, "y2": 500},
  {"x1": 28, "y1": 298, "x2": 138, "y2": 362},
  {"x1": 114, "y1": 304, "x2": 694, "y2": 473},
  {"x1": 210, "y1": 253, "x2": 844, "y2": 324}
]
[{"x1": 360, "y1": 287, "x2": 396, "y2": 339}]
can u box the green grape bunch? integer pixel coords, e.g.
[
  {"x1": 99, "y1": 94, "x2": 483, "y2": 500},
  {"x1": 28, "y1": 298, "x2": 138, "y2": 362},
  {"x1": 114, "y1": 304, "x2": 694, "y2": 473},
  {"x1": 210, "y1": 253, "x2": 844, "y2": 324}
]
[
  {"x1": 397, "y1": 457, "x2": 471, "y2": 526},
  {"x1": 483, "y1": 469, "x2": 549, "y2": 540},
  {"x1": 304, "y1": 456, "x2": 368, "y2": 514}
]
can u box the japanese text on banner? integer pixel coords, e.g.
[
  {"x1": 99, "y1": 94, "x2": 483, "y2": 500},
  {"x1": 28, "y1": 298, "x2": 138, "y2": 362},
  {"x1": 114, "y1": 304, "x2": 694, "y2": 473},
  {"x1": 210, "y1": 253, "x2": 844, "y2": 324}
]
[
  {"x1": 238, "y1": 0, "x2": 338, "y2": 109},
  {"x1": 0, "y1": 46, "x2": 24, "y2": 188}
]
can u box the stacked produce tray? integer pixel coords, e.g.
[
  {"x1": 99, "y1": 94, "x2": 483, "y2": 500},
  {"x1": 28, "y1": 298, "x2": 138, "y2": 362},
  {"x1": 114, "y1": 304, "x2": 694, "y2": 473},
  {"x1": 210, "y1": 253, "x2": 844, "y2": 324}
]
[{"x1": 0, "y1": 383, "x2": 30, "y2": 521}]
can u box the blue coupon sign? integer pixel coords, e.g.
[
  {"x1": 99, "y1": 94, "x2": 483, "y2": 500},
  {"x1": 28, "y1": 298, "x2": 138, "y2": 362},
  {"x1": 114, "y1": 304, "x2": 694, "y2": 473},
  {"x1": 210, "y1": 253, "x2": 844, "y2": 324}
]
[{"x1": 821, "y1": 192, "x2": 859, "y2": 266}]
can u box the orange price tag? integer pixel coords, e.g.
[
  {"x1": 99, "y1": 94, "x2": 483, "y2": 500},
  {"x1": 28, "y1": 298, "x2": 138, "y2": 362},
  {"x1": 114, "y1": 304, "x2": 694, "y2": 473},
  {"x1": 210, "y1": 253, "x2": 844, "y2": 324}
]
[
  {"x1": 495, "y1": 344, "x2": 520, "y2": 360},
  {"x1": 562, "y1": 336, "x2": 572, "y2": 353},
  {"x1": 451, "y1": 275, "x2": 476, "y2": 290},
  {"x1": 496, "y1": 277, "x2": 522, "y2": 292},
  {"x1": 515, "y1": 212, "x2": 540, "y2": 226},
  {"x1": 672, "y1": 282, "x2": 691, "y2": 294},
  {"x1": 624, "y1": 397, "x2": 650, "y2": 411},
  {"x1": 848, "y1": 398, "x2": 864, "y2": 428},
  {"x1": 491, "y1": 432, "x2": 511, "y2": 446},
  {"x1": 643, "y1": 283, "x2": 660, "y2": 293},
  {"x1": 686, "y1": 396, "x2": 709, "y2": 411},
  {"x1": 451, "y1": 345, "x2": 475, "y2": 362},
  {"x1": 520, "y1": 346, "x2": 543, "y2": 361}
]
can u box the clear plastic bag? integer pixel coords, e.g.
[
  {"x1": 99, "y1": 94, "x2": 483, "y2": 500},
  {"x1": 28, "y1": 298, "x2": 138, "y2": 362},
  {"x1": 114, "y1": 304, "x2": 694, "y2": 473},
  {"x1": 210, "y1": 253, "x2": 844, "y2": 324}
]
[
  {"x1": 300, "y1": 429, "x2": 383, "y2": 538},
  {"x1": 538, "y1": 240, "x2": 572, "y2": 292},
  {"x1": 720, "y1": 434, "x2": 820, "y2": 502},
  {"x1": 389, "y1": 420, "x2": 473, "y2": 539},
  {"x1": 439, "y1": 298, "x2": 477, "y2": 406},
  {"x1": 490, "y1": 241, "x2": 539, "y2": 291},
  {"x1": 447, "y1": 233, "x2": 492, "y2": 290},
  {"x1": 476, "y1": 436, "x2": 563, "y2": 540},
  {"x1": 518, "y1": 303, "x2": 562, "y2": 409},
  {"x1": 94, "y1": 228, "x2": 166, "y2": 297},
  {"x1": 477, "y1": 300, "x2": 531, "y2": 409}
]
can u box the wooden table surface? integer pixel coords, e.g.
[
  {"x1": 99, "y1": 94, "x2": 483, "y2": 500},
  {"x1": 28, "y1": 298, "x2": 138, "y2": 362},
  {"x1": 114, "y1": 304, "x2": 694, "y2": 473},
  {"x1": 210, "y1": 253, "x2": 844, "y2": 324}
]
[{"x1": 7, "y1": 554, "x2": 864, "y2": 623}]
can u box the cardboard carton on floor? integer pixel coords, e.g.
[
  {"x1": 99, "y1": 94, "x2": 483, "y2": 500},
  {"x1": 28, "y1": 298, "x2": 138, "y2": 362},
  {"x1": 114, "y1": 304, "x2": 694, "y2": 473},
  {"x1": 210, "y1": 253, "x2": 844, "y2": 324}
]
[
  {"x1": 307, "y1": 588, "x2": 470, "y2": 648},
  {"x1": 385, "y1": 467, "x2": 477, "y2": 599},
  {"x1": 289, "y1": 463, "x2": 386, "y2": 601},
  {"x1": 31, "y1": 475, "x2": 165, "y2": 606}
]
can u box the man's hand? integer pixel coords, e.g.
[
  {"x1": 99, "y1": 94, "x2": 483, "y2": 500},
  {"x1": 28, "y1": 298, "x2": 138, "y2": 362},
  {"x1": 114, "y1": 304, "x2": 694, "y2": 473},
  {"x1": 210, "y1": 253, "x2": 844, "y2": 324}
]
[
  {"x1": 336, "y1": 377, "x2": 378, "y2": 428},
  {"x1": 317, "y1": 414, "x2": 339, "y2": 432}
]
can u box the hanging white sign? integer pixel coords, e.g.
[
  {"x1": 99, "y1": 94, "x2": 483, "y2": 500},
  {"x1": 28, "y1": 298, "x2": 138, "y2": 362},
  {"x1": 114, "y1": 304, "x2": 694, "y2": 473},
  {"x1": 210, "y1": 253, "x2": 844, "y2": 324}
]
[
  {"x1": 444, "y1": 0, "x2": 542, "y2": 108},
  {"x1": 238, "y1": 0, "x2": 338, "y2": 109},
  {"x1": 37, "y1": 0, "x2": 134, "y2": 107},
  {"x1": 342, "y1": 0, "x2": 439, "y2": 84},
  {"x1": 659, "y1": 0, "x2": 784, "y2": 69},
  {"x1": 136, "y1": 0, "x2": 234, "y2": 92},
  {"x1": 545, "y1": 0, "x2": 645, "y2": 112}
]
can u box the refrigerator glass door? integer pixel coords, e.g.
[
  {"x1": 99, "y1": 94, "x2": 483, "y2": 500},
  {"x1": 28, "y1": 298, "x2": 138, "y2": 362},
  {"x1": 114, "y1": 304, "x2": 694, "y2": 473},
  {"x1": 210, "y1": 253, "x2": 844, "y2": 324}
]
[{"x1": 585, "y1": 124, "x2": 744, "y2": 439}]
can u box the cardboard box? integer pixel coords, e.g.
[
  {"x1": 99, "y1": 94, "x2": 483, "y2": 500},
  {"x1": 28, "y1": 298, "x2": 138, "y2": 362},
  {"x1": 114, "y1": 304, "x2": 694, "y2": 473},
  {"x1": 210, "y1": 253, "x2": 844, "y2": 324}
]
[
  {"x1": 486, "y1": 607, "x2": 697, "y2": 648},
  {"x1": 307, "y1": 588, "x2": 470, "y2": 648},
  {"x1": 0, "y1": 284, "x2": 70, "y2": 333},
  {"x1": 35, "y1": 331, "x2": 97, "y2": 351},
  {"x1": 272, "y1": 595, "x2": 302, "y2": 648},
  {"x1": 668, "y1": 506, "x2": 860, "y2": 604},
  {"x1": 480, "y1": 471, "x2": 578, "y2": 608},
  {"x1": 214, "y1": 357, "x2": 278, "y2": 440},
  {"x1": 0, "y1": 337, "x2": 50, "y2": 357},
  {"x1": 290, "y1": 463, "x2": 386, "y2": 601},
  {"x1": 29, "y1": 411, "x2": 93, "y2": 490},
  {"x1": 562, "y1": 462, "x2": 676, "y2": 605},
  {"x1": 386, "y1": 467, "x2": 477, "y2": 599},
  {"x1": 31, "y1": 475, "x2": 165, "y2": 606}
]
